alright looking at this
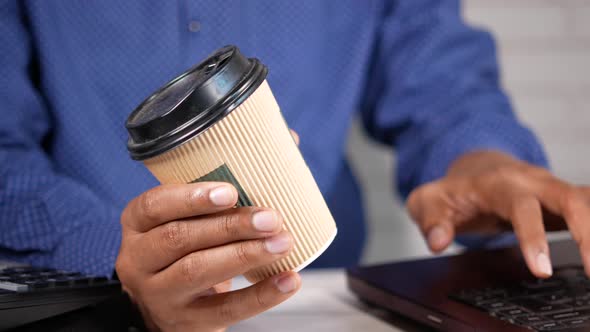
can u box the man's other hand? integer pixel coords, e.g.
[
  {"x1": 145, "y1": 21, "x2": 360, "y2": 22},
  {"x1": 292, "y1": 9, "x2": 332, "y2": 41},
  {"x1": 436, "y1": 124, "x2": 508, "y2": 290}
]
[
  {"x1": 407, "y1": 151, "x2": 590, "y2": 279},
  {"x1": 116, "y1": 182, "x2": 300, "y2": 332}
]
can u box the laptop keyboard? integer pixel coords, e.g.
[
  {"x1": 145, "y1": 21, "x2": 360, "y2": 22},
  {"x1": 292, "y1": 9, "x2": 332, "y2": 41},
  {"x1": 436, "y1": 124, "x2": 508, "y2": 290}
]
[
  {"x1": 451, "y1": 266, "x2": 590, "y2": 331},
  {"x1": 0, "y1": 266, "x2": 111, "y2": 293},
  {"x1": 0, "y1": 264, "x2": 122, "y2": 330}
]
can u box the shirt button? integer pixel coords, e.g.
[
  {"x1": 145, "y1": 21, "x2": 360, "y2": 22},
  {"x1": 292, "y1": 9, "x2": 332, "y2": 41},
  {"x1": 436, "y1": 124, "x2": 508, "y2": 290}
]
[{"x1": 188, "y1": 20, "x2": 201, "y2": 33}]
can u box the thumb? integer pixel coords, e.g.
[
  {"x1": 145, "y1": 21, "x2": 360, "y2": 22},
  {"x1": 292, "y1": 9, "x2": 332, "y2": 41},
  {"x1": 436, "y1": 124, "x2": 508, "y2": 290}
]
[
  {"x1": 425, "y1": 221, "x2": 455, "y2": 253},
  {"x1": 407, "y1": 182, "x2": 456, "y2": 253}
]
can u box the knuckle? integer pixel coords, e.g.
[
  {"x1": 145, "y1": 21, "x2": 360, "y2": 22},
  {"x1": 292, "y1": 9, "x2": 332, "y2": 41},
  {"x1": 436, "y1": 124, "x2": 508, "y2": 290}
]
[
  {"x1": 140, "y1": 189, "x2": 162, "y2": 220},
  {"x1": 120, "y1": 205, "x2": 132, "y2": 226},
  {"x1": 234, "y1": 242, "x2": 254, "y2": 267},
  {"x1": 406, "y1": 189, "x2": 421, "y2": 214},
  {"x1": 254, "y1": 284, "x2": 268, "y2": 308},
  {"x1": 418, "y1": 182, "x2": 439, "y2": 197},
  {"x1": 562, "y1": 188, "x2": 583, "y2": 214},
  {"x1": 529, "y1": 165, "x2": 551, "y2": 178},
  {"x1": 114, "y1": 256, "x2": 128, "y2": 279},
  {"x1": 161, "y1": 221, "x2": 188, "y2": 251},
  {"x1": 406, "y1": 184, "x2": 434, "y2": 220},
  {"x1": 115, "y1": 255, "x2": 137, "y2": 289},
  {"x1": 180, "y1": 254, "x2": 203, "y2": 284},
  {"x1": 217, "y1": 212, "x2": 242, "y2": 239},
  {"x1": 492, "y1": 166, "x2": 520, "y2": 183},
  {"x1": 184, "y1": 186, "x2": 205, "y2": 211},
  {"x1": 218, "y1": 296, "x2": 239, "y2": 322},
  {"x1": 511, "y1": 196, "x2": 537, "y2": 215}
]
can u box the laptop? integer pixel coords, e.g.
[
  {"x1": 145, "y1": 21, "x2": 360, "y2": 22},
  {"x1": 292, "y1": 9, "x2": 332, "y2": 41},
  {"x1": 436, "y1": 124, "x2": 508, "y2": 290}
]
[
  {"x1": 0, "y1": 263, "x2": 121, "y2": 330},
  {"x1": 347, "y1": 239, "x2": 590, "y2": 331}
]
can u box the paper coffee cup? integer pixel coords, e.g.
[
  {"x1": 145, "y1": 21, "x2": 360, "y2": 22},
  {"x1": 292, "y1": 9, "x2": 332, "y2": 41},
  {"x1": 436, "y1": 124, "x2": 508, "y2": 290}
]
[{"x1": 125, "y1": 46, "x2": 337, "y2": 283}]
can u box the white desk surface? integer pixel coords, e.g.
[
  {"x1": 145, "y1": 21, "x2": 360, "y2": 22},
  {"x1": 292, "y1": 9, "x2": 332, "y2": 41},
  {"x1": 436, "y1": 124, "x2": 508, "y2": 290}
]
[{"x1": 230, "y1": 269, "x2": 426, "y2": 332}]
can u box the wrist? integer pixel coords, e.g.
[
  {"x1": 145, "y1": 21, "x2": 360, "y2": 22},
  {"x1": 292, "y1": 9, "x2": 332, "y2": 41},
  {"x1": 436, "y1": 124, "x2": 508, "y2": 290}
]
[{"x1": 447, "y1": 150, "x2": 523, "y2": 178}]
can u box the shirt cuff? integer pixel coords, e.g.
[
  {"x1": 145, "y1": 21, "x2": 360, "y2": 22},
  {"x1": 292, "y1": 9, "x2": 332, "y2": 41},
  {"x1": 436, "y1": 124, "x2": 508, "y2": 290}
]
[
  {"x1": 38, "y1": 178, "x2": 123, "y2": 277},
  {"x1": 51, "y1": 217, "x2": 122, "y2": 277},
  {"x1": 417, "y1": 113, "x2": 549, "y2": 188}
]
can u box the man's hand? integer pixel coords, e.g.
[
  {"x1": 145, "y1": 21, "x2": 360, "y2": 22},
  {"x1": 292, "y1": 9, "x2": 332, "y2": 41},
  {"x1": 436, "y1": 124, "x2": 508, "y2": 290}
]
[
  {"x1": 407, "y1": 150, "x2": 590, "y2": 279},
  {"x1": 116, "y1": 182, "x2": 300, "y2": 332}
]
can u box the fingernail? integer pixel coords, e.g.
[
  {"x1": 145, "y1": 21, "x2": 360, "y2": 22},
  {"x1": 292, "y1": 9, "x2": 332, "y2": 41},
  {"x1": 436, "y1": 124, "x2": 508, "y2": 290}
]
[
  {"x1": 427, "y1": 226, "x2": 447, "y2": 249},
  {"x1": 536, "y1": 252, "x2": 553, "y2": 277},
  {"x1": 265, "y1": 233, "x2": 292, "y2": 254},
  {"x1": 252, "y1": 210, "x2": 279, "y2": 232},
  {"x1": 209, "y1": 185, "x2": 235, "y2": 206},
  {"x1": 275, "y1": 274, "x2": 297, "y2": 293}
]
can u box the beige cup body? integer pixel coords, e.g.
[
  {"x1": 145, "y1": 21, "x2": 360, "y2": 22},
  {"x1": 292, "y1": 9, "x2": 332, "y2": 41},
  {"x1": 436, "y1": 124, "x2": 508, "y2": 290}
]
[{"x1": 142, "y1": 80, "x2": 337, "y2": 283}]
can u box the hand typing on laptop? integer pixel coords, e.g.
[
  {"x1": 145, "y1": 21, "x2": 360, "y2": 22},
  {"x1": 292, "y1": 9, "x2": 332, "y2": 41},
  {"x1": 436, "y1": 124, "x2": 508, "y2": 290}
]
[{"x1": 407, "y1": 150, "x2": 590, "y2": 279}]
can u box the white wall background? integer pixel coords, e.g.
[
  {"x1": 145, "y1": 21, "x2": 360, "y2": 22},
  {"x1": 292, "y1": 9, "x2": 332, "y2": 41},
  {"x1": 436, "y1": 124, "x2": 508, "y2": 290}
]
[{"x1": 352, "y1": 0, "x2": 590, "y2": 264}]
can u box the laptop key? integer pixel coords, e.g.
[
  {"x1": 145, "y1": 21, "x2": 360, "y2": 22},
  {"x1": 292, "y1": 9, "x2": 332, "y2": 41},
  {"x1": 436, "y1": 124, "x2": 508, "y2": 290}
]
[
  {"x1": 562, "y1": 317, "x2": 590, "y2": 327},
  {"x1": 1, "y1": 268, "x2": 29, "y2": 275},
  {"x1": 66, "y1": 276, "x2": 92, "y2": 285},
  {"x1": 478, "y1": 301, "x2": 512, "y2": 310},
  {"x1": 511, "y1": 298, "x2": 570, "y2": 313},
  {"x1": 497, "y1": 307, "x2": 529, "y2": 317},
  {"x1": 57, "y1": 271, "x2": 82, "y2": 277},
  {"x1": 46, "y1": 277, "x2": 71, "y2": 287},
  {"x1": 0, "y1": 281, "x2": 28, "y2": 292},
  {"x1": 574, "y1": 299, "x2": 590, "y2": 308},
  {"x1": 522, "y1": 279, "x2": 564, "y2": 290},
  {"x1": 455, "y1": 291, "x2": 497, "y2": 304},
  {"x1": 516, "y1": 315, "x2": 549, "y2": 325},
  {"x1": 538, "y1": 293, "x2": 574, "y2": 305},
  {"x1": 22, "y1": 280, "x2": 49, "y2": 289},
  {"x1": 90, "y1": 276, "x2": 108, "y2": 284},
  {"x1": 531, "y1": 321, "x2": 563, "y2": 331},
  {"x1": 39, "y1": 271, "x2": 61, "y2": 278},
  {"x1": 497, "y1": 316, "x2": 515, "y2": 324},
  {"x1": 547, "y1": 311, "x2": 585, "y2": 321},
  {"x1": 449, "y1": 266, "x2": 590, "y2": 331}
]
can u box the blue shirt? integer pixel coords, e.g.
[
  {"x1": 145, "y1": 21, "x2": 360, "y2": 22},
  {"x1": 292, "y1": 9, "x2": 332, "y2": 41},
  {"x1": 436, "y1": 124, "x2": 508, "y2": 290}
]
[{"x1": 0, "y1": 0, "x2": 547, "y2": 276}]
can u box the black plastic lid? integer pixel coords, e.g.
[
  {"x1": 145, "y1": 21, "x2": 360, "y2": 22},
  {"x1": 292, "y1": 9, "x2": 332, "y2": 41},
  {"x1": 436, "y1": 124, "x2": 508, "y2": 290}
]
[{"x1": 125, "y1": 45, "x2": 268, "y2": 160}]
